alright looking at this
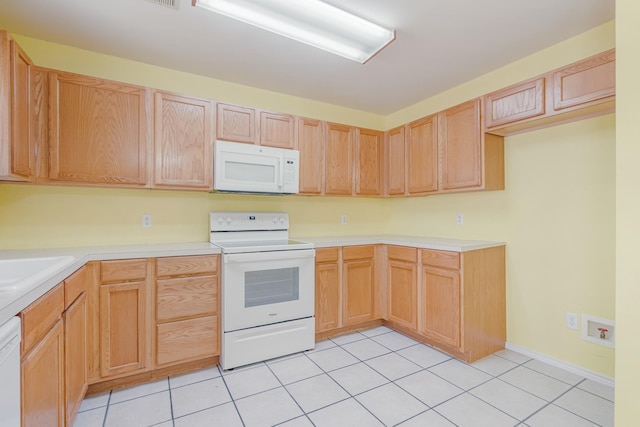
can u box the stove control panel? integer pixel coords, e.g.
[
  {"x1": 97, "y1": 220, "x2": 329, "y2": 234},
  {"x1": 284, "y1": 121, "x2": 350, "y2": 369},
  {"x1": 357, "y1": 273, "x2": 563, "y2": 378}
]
[{"x1": 210, "y1": 212, "x2": 289, "y2": 232}]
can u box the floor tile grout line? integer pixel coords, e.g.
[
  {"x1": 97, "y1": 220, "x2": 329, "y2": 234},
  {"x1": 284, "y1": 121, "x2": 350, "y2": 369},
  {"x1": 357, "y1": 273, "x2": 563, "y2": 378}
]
[
  {"x1": 166, "y1": 376, "x2": 176, "y2": 427},
  {"x1": 216, "y1": 364, "x2": 248, "y2": 427},
  {"x1": 100, "y1": 390, "x2": 112, "y2": 427}
]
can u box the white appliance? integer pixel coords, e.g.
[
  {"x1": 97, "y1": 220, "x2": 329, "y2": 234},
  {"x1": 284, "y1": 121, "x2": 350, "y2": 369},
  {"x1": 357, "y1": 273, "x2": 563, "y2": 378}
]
[
  {"x1": 0, "y1": 317, "x2": 21, "y2": 427},
  {"x1": 210, "y1": 212, "x2": 315, "y2": 370},
  {"x1": 213, "y1": 141, "x2": 300, "y2": 194}
]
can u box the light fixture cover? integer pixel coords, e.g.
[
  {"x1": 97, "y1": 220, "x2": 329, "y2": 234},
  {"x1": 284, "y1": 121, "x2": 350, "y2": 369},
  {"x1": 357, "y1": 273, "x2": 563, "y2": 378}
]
[{"x1": 193, "y1": 0, "x2": 395, "y2": 63}]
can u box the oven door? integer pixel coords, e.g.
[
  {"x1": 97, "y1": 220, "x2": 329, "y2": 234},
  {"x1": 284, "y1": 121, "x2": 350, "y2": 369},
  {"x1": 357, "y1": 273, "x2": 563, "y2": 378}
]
[{"x1": 222, "y1": 249, "x2": 315, "y2": 332}]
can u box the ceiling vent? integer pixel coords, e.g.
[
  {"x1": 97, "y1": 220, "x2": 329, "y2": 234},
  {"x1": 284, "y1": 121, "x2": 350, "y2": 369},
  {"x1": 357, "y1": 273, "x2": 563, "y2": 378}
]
[{"x1": 145, "y1": 0, "x2": 179, "y2": 10}]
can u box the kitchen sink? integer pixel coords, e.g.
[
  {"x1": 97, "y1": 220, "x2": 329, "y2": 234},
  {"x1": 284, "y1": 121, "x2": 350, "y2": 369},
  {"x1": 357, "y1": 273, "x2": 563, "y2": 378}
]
[{"x1": 0, "y1": 256, "x2": 76, "y2": 293}]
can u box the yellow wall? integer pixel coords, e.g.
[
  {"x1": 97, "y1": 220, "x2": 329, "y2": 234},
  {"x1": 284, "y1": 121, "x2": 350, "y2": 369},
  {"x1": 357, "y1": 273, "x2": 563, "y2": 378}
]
[
  {"x1": 614, "y1": 0, "x2": 640, "y2": 423},
  {"x1": 0, "y1": 21, "x2": 618, "y2": 380}
]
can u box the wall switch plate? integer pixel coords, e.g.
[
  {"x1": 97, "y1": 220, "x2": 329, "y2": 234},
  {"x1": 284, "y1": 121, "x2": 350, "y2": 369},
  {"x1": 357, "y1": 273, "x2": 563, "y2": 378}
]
[
  {"x1": 341, "y1": 214, "x2": 347, "y2": 225},
  {"x1": 566, "y1": 312, "x2": 578, "y2": 330},
  {"x1": 142, "y1": 214, "x2": 152, "y2": 228},
  {"x1": 456, "y1": 213, "x2": 464, "y2": 225}
]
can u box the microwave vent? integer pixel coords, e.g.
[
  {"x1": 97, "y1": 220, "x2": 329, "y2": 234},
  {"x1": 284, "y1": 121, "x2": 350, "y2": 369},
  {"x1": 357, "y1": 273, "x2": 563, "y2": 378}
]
[{"x1": 144, "y1": 0, "x2": 179, "y2": 10}]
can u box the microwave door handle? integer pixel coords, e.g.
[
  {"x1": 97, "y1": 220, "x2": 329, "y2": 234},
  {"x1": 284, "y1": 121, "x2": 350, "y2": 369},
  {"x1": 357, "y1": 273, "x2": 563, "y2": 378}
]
[{"x1": 277, "y1": 159, "x2": 284, "y2": 189}]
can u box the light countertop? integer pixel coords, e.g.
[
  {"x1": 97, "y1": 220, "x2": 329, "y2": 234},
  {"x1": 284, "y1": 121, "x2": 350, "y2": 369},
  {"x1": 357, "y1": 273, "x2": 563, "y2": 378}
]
[{"x1": 0, "y1": 235, "x2": 504, "y2": 326}]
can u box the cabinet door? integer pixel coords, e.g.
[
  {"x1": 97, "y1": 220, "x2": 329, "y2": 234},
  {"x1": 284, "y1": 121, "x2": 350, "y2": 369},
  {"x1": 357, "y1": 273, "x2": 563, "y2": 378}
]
[
  {"x1": 65, "y1": 292, "x2": 88, "y2": 426},
  {"x1": 22, "y1": 319, "x2": 65, "y2": 427},
  {"x1": 48, "y1": 72, "x2": 150, "y2": 187},
  {"x1": 406, "y1": 115, "x2": 438, "y2": 194},
  {"x1": 0, "y1": 31, "x2": 35, "y2": 181},
  {"x1": 297, "y1": 117, "x2": 325, "y2": 194},
  {"x1": 315, "y1": 248, "x2": 340, "y2": 332},
  {"x1": 355, "y1": 128, "x2": 383, "y2": 196},
  {"x1": 553, "y1": 49, "x2": 615, "y2": 111},
  {"x1": 100, "y1": 281, "x2": 147, "y2": 377},
  {"x1": 343, "y1": 246, "x2": 375, "y2": 326},
  {"x1": 216, "y1": 102, "x2": 256, "y2": 143},
  {"x1": 439, "y1": 99, "x2": 482, "y2": 191},
  {"x1": 484, "y1": 78, "x2": 545, "y2": 128},
  {"x1": 386, "y1": 126, "x2": 405, "y2": 196},
  {"x1": 153, "y1": 92, "x2": 213, "y2": 190},
  {"x1": 260, "y1": 111, "x2": 295, "y2": 149},
  {"x1": 422, "y1": 266, "x2": 460, "y2": 348},
  {"x1": 325, "y1": 123, "x2": 354, "y2": 195},
  {"x1": 387, "y1": 246, "x2": 418, "y2": 330}
]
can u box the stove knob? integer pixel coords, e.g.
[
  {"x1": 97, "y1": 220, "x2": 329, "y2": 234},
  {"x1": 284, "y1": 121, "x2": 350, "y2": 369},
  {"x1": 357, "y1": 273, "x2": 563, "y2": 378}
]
[
  {"x1": 279, "y1": 216, "x2": 285, "y2": 223},
  {"x1": 217, "y1": 217, "x2": 224, "y2": 224},
  {"x1": 225, "y1": 217, "x2": 232, "y2": 224},
  {"x1": 272, "y1": 216, "x2": 278, "y2": 223}
]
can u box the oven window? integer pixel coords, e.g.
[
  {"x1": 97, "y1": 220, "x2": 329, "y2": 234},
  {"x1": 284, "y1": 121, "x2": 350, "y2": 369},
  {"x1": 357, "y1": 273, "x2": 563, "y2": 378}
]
[{"x1": 245, "y1": 267, "x2": 299, "y2": 308}]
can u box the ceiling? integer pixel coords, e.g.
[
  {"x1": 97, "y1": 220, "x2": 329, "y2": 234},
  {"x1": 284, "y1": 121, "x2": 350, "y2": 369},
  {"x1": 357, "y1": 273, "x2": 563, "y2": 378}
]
[{"x1": 0, "y1": 0, "x2": 614, "y2": 115}]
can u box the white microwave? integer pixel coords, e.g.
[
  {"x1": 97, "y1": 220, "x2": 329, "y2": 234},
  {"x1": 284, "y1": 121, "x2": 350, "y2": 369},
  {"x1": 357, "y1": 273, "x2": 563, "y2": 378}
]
[{"x1": 214, "y1": 141, "x2": 300, "y2": 194}]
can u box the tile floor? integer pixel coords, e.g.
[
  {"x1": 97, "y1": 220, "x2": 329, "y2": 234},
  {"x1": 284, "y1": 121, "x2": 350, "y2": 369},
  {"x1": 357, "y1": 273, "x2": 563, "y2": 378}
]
[{"x1": 73, "y1": 326, "x2": 614, "y2": 427}]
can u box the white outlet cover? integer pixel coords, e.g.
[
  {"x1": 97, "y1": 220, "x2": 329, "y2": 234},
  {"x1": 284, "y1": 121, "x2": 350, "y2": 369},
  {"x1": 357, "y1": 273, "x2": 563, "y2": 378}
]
[{"x1": 566, "y1": 312, "x2": 578, "y2": 330}]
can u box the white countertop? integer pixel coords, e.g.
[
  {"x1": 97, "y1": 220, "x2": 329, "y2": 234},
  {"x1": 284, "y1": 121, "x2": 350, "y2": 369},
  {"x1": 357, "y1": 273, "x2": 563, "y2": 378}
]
[
  {"x1": 297, "y1": 235, "x2": 505, "y2": 252},
  {"x1": 0, "y1": 235, "x2": 504, "y2": 326},
  {"x1": 0, "y1": 242, "x2": 221, "y2": 326}
]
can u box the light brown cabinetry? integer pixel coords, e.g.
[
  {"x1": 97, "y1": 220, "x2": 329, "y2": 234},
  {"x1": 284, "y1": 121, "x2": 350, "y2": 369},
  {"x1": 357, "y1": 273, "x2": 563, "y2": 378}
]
[
  {"x1": 325, "y1": 123, "x2": 355, "y2": 195},
  {"x1": 260, "y1": 111, "x2": 296, "y2": 149},
  {"x1": 99, "y1": 259, "x2": 150, "y2": 378},
  {"x1": 216, "y1": 102, "x2": 256, "y2": 144},
  {"x1": 485, "y1": 49, "x2": 615, "y2": 136},
  {"x1": 421, "y1": 250, "x2": 461, "y2": 347},
  {"x1": 64, "y1": 267, "x2": 89, "y2": 427},
  {"x1": 154, "y1": 255, "x2": 219, "y2": 367},
  {"x1": 48, "y1": 71, "x2": 151, "y2": 187},
  {"x1": 153, "y1": 91, "x2": 214, "y2": 190},
  {"x1": 355, "y1": 128, "x2": 383, "y2": 196},
  {"x1": 298, "y1": 117, "x2": 325, "y2": 194},
  {"x1": 387, "y1": 246, "x2": 418, "y2": 330},
  {"x1": 406, "y1": 115, "x2": 438, "y2": 195},
  {"x1": 420, "y1": 246, "x2": 505, "y2": 361},
  {"x1": 315, "y1": 247, "x2": 341, "y2": 333},
  {"x1": 0, "y1": 30, "x2": 35, "y2": 181},
  {"x1": 385, "y1": 126, "x2": 405, "y2": 196},
  {"x1": 20, "y1": 283, "x2": 65, "y2": 427},
  {"x1": 342, "y1": 245, "x2": 376, "y2": 325}
]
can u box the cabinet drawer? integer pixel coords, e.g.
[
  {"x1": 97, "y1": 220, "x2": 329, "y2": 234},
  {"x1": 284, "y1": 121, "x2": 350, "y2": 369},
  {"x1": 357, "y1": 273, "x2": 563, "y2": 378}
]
[
  {"x1": 316, "y1": 247, "x2": 339, "y2": 263},
  {"x1": 64, "y1": 266, "x2": 88, "y2": 309},
  {"x1": 343, "y1": 245, "x2": 375, "y2": 261},
  {"x1": 101, "y1": 259, "x2": 147, "y2": 283},
  {"x1": 156, "y1": 315, "x2": 218, "y2": 365},
  {"x1": 388, "y1": 246, "x2": 417, "y2": 263},
  {"x1": 156, "y1": 276, "x2": 218, "y2": 321},
  {"x1": 21, "y1": 282, "x2": 64, "y2": 355},
  {"x1": 421, "y1": 249, "x2": 460, "y2": 270},
  {"x1": 156, "y1": 255, "x2": 218, "y2": 278}
]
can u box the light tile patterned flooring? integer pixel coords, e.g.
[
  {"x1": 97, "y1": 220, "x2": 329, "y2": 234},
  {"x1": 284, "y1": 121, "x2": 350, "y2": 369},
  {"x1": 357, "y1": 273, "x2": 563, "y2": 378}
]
[{"x1": 73, "y1": 326, "x2": 614, "y2": 427}]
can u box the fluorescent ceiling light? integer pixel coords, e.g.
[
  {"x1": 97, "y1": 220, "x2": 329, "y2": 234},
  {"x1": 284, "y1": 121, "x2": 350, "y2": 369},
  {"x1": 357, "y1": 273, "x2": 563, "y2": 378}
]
[{"x1": 192, "y1": 0, "x2": 395, "y2": 63}]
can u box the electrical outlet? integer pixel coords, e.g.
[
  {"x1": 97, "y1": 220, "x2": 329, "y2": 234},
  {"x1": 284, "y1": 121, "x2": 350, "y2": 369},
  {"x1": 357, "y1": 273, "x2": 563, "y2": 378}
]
[
  {"x1": 456, "y1": 213, "x2": 464, "y2": 225},
  {"x1": 566, "y1": 312, "x2": 578, "y2": 330},
  {"x1": 341, "y1": 214, "x2": 347, "y2": 225},
  {"x1": 142, "y1": 214, "x2": 152, "y2": 228}
]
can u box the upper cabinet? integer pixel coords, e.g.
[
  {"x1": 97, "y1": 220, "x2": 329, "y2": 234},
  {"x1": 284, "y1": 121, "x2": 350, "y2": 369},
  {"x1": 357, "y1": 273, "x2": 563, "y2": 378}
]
[
  {"x1": 153, "y1": 91, "x2": 214, "y2": 190},
  {"x1": 325, "y1": 122, "x2": 355, "y2": 195},
  {"x1": 216, "y1": 102, "x2": 296, "y2": 149},
  {"x1": 48, "y1": 71, "x2": 151, "y2": 187},
  {"x1": 0, "y1": 31, "x2": 35, "y2": 182},
  {"x1": 298, "y1": 117, "x2": 325, "y2": 195},
  {"x1": 485, "y1": 49, "x2": 615, "y2": 136},
  {"x1": 355, "y1": 128, "x2": 383, "y2": 196},
  {"x1": 386, "y1": 99, "x2": 504, "y2": 196}
]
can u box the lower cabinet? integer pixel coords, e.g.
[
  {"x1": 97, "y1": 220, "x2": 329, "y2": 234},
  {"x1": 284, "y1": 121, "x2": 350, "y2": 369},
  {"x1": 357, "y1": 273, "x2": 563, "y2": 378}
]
[
  {"x1": 315, "y1": 247, "x2": 340, "y2": 333},
  {"x1": 422, "y1": 261, "x2": 461, "y2": 348},
  {"x1": 154, "y1": 255, "x2": 220, "y2": 367},
  {"x1": 387, "y1": 246, "x2": 418, "y2": 330},
  {"x1": 343, "y1": 245, "x2": 376, "y2": 326}
]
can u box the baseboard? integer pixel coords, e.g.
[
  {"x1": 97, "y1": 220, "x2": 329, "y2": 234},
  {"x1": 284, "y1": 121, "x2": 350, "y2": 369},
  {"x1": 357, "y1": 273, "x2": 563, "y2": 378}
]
[{"x1": 505, "y1": 341, "x2": 614, "y2": 388}]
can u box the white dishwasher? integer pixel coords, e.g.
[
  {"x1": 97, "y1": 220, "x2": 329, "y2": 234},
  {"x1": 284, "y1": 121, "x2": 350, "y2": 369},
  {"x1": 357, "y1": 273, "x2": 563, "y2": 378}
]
[{"x1": 0, "y1": 317, "x2": 21, "y2": 427}]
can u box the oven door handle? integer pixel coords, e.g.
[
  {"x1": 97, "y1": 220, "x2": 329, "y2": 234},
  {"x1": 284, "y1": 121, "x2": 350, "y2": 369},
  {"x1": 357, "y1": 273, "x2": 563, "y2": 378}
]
[{"x1": 224, "y1": 249, "x2": 315, "y2": 264}]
